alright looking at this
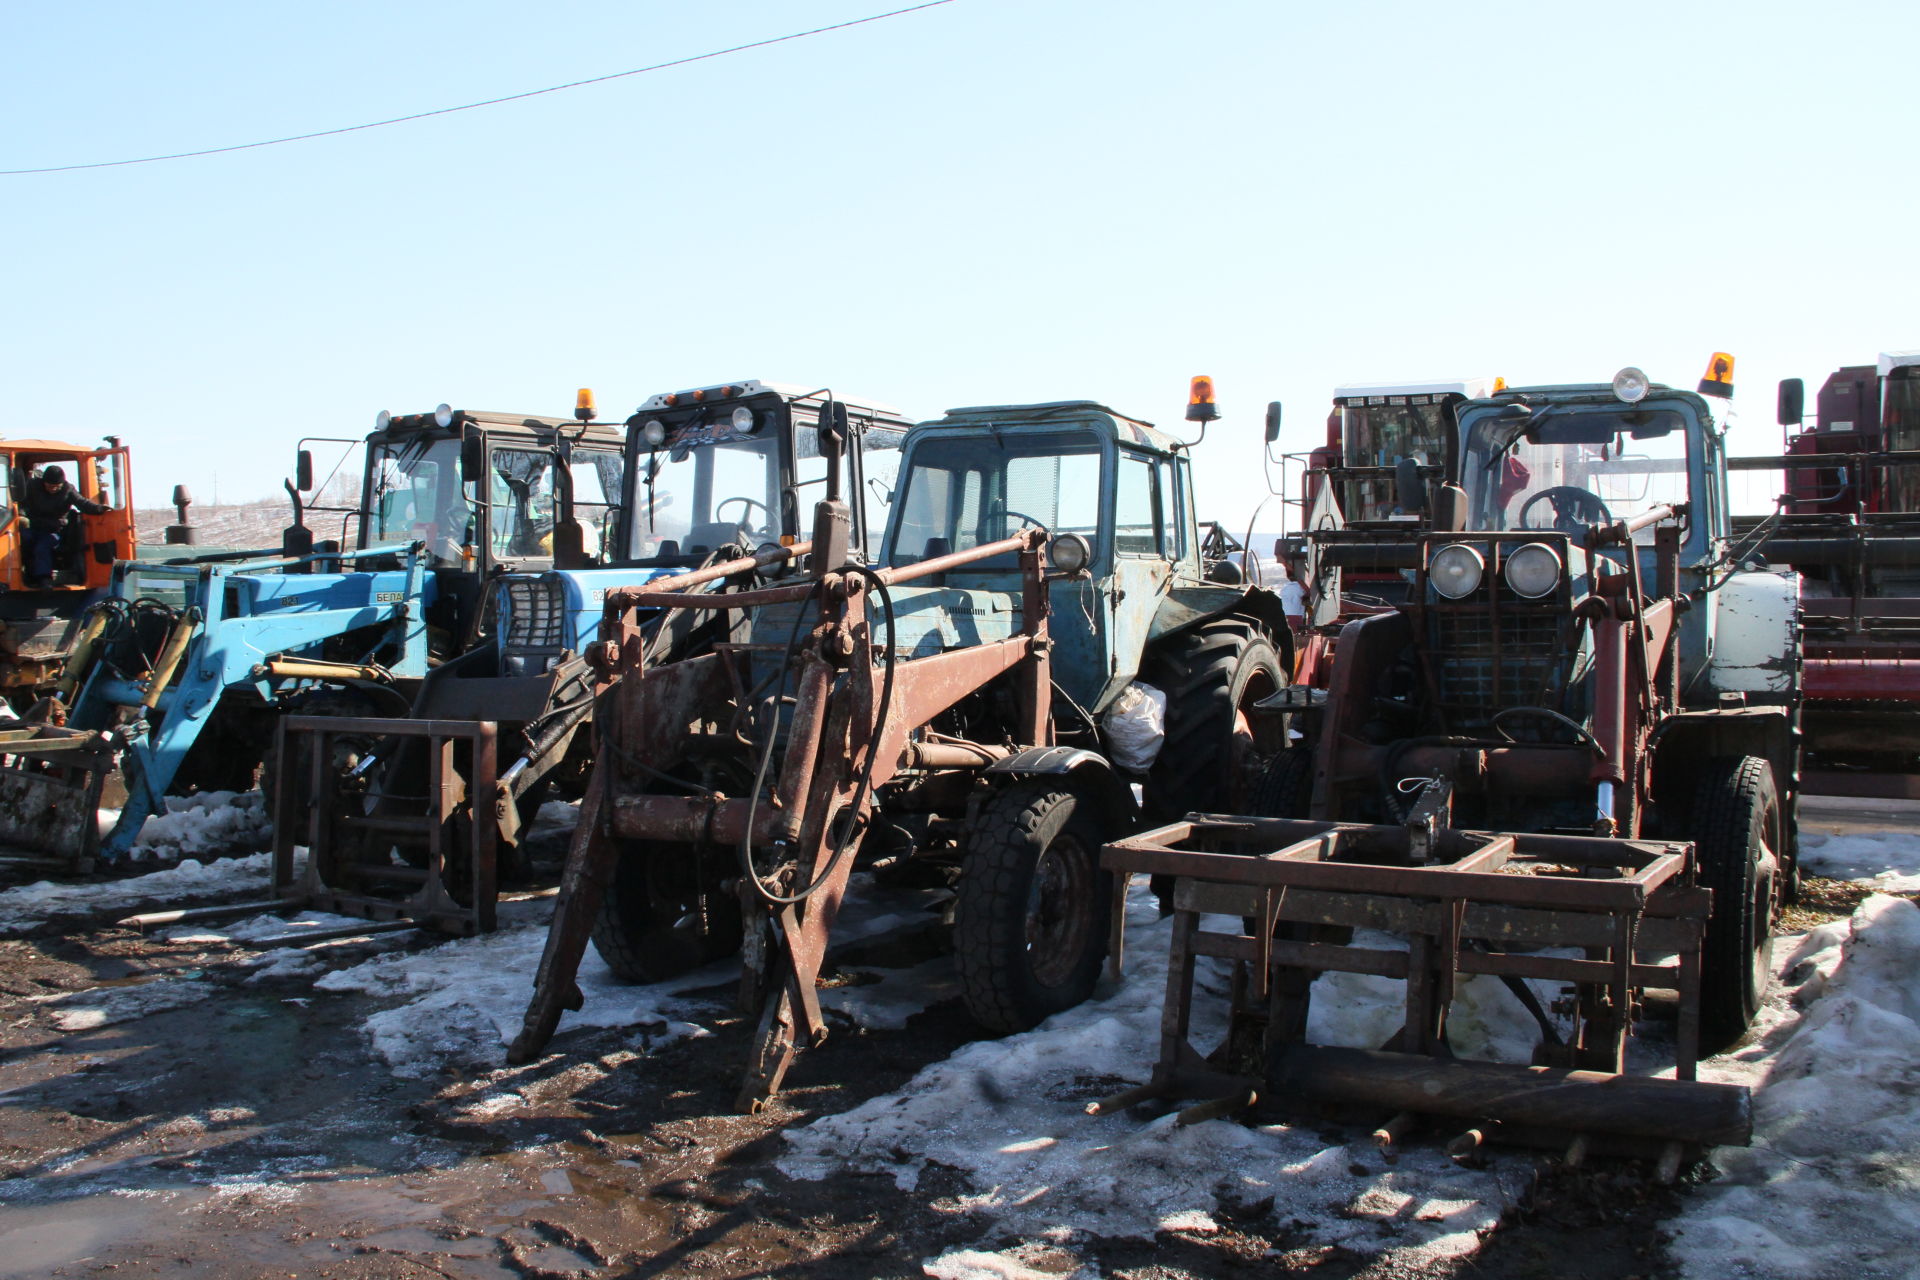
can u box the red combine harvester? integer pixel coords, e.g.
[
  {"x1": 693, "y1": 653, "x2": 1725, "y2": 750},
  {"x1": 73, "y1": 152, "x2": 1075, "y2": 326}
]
[
  {"x1": 1274, "y1": 378, "x2": 1498, "y2": 689},
  {"x1": 1731, "y1": 352, "x2": 1920, "y2": 798}
]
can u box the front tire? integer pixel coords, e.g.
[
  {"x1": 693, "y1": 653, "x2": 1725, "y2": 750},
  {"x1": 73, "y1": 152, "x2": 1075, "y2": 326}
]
[
  {"x1": 1693, "y1": 755, "x2": 1782, "y2": 1051},
  {"x1": 954, "y1": 778, "x2": 1112, "y2": 1034}
]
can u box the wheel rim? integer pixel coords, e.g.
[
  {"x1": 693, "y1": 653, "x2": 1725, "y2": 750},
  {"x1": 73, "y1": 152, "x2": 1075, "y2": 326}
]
[
  {"x1": 1750, "y1": 808, "x2": 1783, "y2": 998},
  {"x1": 1024, "y1": 833, "x2": 1093, "y2": 987}
]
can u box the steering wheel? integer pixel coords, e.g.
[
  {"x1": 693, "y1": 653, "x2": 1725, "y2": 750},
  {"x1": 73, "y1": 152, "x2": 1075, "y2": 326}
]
[
  {"x1": 1000, "y1": 508, "x2": 1048, "y2": 534},
  {"x1": 1518, "y1": 486, "x2": 1614, "y2": 534},
  {"x1": 715, "y1": 496, "x2": 769, "y2": 536}
]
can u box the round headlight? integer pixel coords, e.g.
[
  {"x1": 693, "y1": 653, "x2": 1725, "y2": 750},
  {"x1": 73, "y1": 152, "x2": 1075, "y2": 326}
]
[
  {"x1": 1612, "y1": 367, "x2": 1650, "y2": 404},
  {"x1": 1503, "y1": 541, "x2": 1563, "y2": 598},
  {"x1": 433, "y1": 402, "x2": 455, "y2": 428},
  {"x1": 1430, "y1": 543, "x2": 1485, "y2": 599},
  {"x1": 374, "y1": 409, "x2": 392, "y2": 431},
  {"x1": 730, "y1": 406, "x2": 757, "y2": 433},
  {"x1": 641, "y1": 418, "x2": 668, "y2": 447},
  {"x1": 1048, "y1": 532, "x2": 1091, "y2": 575}
]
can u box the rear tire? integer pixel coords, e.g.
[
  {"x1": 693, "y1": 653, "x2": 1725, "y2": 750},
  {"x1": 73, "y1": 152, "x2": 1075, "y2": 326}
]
[
  {"x1": 590, "y1": 751, "x2": 749, "y2": 983},
  {"x1": 954, "y1": 778, "x2": 1111, "y2": 1034},
  {"x1": 1143, "y1": 620, "x2": 1285, "y2": 820},
  {"x1": 1249, "y1": 746, "x2": 1315, "y2": 819},
  {"x1": 1693, "y1": 755, "x2": 1782, "y2": 1052}
]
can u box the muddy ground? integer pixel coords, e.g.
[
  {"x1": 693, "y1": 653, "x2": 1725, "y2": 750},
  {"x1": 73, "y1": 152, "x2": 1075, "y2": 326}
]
[{"x1": 2, "y1": 793, "x2": 1907, "y2": 1279}]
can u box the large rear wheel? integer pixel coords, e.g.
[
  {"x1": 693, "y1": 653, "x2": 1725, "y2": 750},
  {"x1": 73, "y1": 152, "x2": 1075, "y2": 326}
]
[
  {"x1": 954, "y1": 778, "x2": 1112, "y2": 1034},
  {"x1": 1143, "y1": 620, "x2": 1286, "y2": 820},
  {"x1": 1693, "y1": 755, "x2": 1783, "y2": 1051}
]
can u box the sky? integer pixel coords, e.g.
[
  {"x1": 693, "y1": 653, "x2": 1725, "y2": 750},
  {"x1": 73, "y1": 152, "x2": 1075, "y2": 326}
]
[{"x1": 3, "y1": 0, "x2": 1915, "y2": 524}]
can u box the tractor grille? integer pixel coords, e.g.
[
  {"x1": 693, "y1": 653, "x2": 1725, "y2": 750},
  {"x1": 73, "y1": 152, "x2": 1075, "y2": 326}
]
[
  {"x1": 1431, "y1": 606, "x2": 1572, "y2": 731},
  {"x1": 501, "y1": 575, "x2": 567, "y2": 655}
]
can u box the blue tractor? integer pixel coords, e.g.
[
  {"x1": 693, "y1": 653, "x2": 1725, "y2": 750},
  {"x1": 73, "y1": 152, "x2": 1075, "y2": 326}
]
[
  {"x1": 271, "y1": 382, "x2": 912, "y2": 932},
  {"x1": 0, "y1": 398, "x2": 629, "y2": 874}
]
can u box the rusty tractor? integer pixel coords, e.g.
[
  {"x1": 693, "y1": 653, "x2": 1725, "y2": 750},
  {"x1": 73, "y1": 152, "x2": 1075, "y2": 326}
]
[
  {"x1": 1111, "y1": 360, "x2": 1798, "y2": 1160},
  {"x1": 511, "y1": 393, "x2": 1294, "y2": 1107}
]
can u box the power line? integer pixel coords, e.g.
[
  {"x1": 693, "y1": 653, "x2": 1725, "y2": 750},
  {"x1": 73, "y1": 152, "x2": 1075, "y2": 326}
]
[{"x1": 1, "y1": 1, "x2": 957, "y2": 177}]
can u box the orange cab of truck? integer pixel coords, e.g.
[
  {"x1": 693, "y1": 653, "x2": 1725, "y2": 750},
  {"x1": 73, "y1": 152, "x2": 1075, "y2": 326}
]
[{"x1": 0, "y1": 437, "x2": 135, "y2": 593}]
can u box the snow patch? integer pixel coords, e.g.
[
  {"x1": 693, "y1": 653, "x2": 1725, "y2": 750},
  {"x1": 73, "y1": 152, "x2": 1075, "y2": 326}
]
[
  {"x1": 784, "y1": 891, "x2": 1531, "y2": 1269},
  {"x1": 124, "y1": 791, "x2": 271, "y2": 862},
  {"x1": 1673, "y1": 895, "x2": 1920, "y2": 1280},
  {"x1": 43, "y1": 977, "x2": 213, "y2": 1031},
  {"x1": 1799, "y1": 831, "x2": 1920, "y2": 893},
  {"x1": 316, "y1": 875, "x2": 948, "y2": 1077},
  {"x1": 0, "y1": 852, "x2": 274, "y2": 936}
]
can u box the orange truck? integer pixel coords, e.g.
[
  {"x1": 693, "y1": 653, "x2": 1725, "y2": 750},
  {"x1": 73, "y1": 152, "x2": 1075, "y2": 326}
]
[{"x1": 0, "y1": 436, "x2": 137, "y2": 708}]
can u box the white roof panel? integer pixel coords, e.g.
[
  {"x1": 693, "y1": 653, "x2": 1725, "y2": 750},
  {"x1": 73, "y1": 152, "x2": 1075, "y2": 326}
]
[
  {"x1": 1878, "y1": 351, "x2": 1920, "y2": 377},
  {"x1": 1331, "y1": 377, "x2": 1498, "y2": 401}
]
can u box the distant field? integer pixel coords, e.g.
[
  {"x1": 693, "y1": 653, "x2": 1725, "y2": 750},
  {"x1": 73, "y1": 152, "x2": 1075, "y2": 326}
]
[{"x1": 134, "y1": 498, "x2": 290, "y2": 550}]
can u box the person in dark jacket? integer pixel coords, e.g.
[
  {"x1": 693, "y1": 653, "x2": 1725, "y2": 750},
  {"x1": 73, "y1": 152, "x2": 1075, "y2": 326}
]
[{"x1": 20, "y1": 465, "x2": 111, "y2": 588}]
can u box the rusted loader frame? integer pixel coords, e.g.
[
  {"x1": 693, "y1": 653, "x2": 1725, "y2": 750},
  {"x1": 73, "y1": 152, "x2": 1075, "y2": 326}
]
[
  {"x1": 259, "y1": 543, "x2": 815, "y2": 937},
  {"x1": 511, "y1": 507, "x2": 1057, "y2": 1112},
  {"x1": 1095, "y1": 815, "x2": 1751, "y2": 1170}
]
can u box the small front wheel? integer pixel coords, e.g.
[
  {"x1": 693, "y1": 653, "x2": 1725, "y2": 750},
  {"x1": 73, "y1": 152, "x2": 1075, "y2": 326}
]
[{"x1": 954, "y1": 778, "x2": 1112, "y2": 1034}]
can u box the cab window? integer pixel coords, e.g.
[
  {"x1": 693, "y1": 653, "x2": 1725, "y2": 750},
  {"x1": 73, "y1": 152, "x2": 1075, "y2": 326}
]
[{"x1": 489, "y1": 449, "x2": 557, "y2": 560}]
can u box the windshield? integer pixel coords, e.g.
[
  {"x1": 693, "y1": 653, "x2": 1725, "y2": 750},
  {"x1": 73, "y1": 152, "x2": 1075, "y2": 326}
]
[
  {"x1": 568, "y1": 449, "x2": 625, "y2": 561},
  {"x1": 1460, "y1": 405, "x2": 1694, "y2": 542},
  {"x1": 886, "y1": 430, "x2": 1103, "y2": 569},
  {"x1": 1341, "y1": 398, "x2": 1451, "y2": 521},
  {"x1": 369, "y1": 435, "x2": 469, "y2": 566},
  {"x1": 1885, "y1": 374, "x2": 1920, "y2": 510},
  {"x1": 631, "y1": 435, "x2": 782, "y2": 559}
]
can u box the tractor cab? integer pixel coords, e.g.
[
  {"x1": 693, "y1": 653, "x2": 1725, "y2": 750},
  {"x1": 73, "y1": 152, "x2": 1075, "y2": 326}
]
[
  {"x1": 621, "y1": 380, "x2": 909, "y2": 567},
  {"x1": 0, "y1": 437, "x2": 134, "y2": 595},
  {"x1": 0, "y1": 436, "x2": 135, "y2": 706}
]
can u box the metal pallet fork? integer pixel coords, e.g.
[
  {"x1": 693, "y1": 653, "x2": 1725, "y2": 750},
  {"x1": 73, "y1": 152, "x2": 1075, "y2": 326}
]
[
  {"x1": 1093, "y1": 814, "x2": 1751, "y2": 1162},
  {"x1": 271, "y1": 715, "x2": 500, "y2": 935}
]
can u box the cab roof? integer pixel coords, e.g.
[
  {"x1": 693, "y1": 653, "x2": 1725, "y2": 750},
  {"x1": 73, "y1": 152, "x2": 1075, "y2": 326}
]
[
  {"x1": 928, "y1": 400, "x2": 1183, "y2": 453},
  {"x1": 1332, "y1": 377, "x2": 1498, "y2": 402},
  {"x1": 635, "y1": 379, "x2": 911, "y2": 425}
]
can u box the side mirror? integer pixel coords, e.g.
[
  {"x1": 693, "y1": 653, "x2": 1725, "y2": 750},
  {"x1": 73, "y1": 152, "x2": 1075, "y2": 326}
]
[
  {"x1": 1432, "y1": 483, "x2": 1468, "y2": 533},
  {"x1": 1394, "y1": 457, "x2": 1428, "y2": 513},
  {"x1": 295, "y1": 450, "x2": 314, "y2": 493},
  {"x1": 1777, "y1": 378, "x2": 1805, "y2": 428},
  {"x1": 1264, "y1": 401, "x2": 1283, "y2": 443},
  {"x1": 460, "y1": 433, "x2": 486, "y2": 484}
]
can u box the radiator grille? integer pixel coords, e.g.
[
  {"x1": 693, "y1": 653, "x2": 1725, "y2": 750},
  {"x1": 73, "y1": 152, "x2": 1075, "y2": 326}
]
[
  {"x1": 501, "y1": 576, "x2": 567, "y2": 654},
  {"x1": 1430, "y1": 606, "x2": 1572, "y2": 731}
]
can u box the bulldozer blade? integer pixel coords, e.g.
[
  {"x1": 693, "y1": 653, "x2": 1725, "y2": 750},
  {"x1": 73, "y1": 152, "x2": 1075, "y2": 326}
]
[{"x1": 508, "y1": 765, "x2": 615, "y2": 1064}]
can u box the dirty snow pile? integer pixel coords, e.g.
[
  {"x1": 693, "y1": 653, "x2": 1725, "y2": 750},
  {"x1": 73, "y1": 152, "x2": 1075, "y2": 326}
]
[
  {"x1": 1671, "y1": 893, "x2": 1920, "y2": 1280},
  {"x1": 784, "y1": 892, "x2": 1545, "y2": 1275},
  {"x1": 318, "y1": 874, "x2": 951, "y2": 1078},
  {"x1": 1798, "y1": 829, "x2": 1920, "y2": 893},
  {"x1": 0, "y1": 850, "x2": 274, "y2": 936},
  {"x1": 127, "y1": 790, "x2": 273, "y2": 861}
]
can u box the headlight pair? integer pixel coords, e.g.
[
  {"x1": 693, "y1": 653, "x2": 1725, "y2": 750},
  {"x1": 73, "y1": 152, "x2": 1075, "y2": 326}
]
[{"x1": 1429, "y1": 541, "x2": 1563, "y2": 600}]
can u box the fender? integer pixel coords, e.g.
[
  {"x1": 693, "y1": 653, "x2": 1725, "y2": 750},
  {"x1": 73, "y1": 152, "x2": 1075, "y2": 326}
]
[{"x1": 985, "y1": 745, "x2": 1139, "y2": 829}]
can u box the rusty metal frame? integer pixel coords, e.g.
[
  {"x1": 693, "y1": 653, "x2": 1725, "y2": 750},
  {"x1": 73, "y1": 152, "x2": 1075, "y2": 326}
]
[
  {"x1": 1092, "y1": 814, "x2": 1742, "y2": 1155},
  {"x1": 271, "y1": 714, "x2": 500, "y2": 935}
]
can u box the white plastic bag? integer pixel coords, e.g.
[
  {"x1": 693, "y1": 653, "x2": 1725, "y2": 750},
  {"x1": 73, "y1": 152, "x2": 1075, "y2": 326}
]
[{"x1": 1104, "y1": 681, "x2": 1168, "y2": 772}]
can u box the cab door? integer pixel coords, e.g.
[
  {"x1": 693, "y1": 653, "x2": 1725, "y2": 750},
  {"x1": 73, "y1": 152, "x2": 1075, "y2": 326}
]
[{"x1": 81, "y1": 444, "x2": 136, "y2": 589}]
